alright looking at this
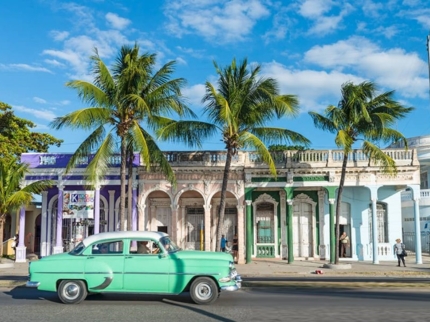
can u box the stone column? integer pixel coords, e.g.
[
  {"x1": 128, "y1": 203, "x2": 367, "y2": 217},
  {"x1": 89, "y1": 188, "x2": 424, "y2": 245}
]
[
  {"x1": 413, "y1": 196, "x2": 422, "y2": 264},
  {"x1": 287, "y1": 199, "x2": 294, "y2": 264},
  {"x1": 150, "y1": 205, "x2": 156, "y2": 231},
  {"x1": 245, "y1": 200, "x2": 252, "y2": 263},
  {"x1": 40, "y1": 191, "x2": 48, "y2": 258},
  {"x1": 371, "y1": 196, "x2": 379, "y2": 264},
  {"x1": 132, "y1": 183, "x2": 138, "y2": 231},
  {"x1": 204, "y1": 204, "x2": 211, "y2": 251},
  {"x1": 318, "y1": 191, "x2": 326, "y2": 260},
  {"x1": 329, "y1": 198, "x2": 335, "y2": 264},
  {"x1": 279, "y1": 191, "x2": 287, "y2": 260},
  {"x1": 53, "y1": 184, "x2": 64, "y2": 254},
  {"x1": 237, "y1": 204, "x2": 245, "y2": 264},
  {"x1": 171, "y1": 204, "x2": 178, "y2": 243},
  {"x1": 15, "y1": 207, "x2": 27, "y2": 263},
  {"x1": 93, "y1": 185, "x2": 101, "y2": 235},
  {"x1": 108, "y1": 190, "x2": 115, "y2": 232}
]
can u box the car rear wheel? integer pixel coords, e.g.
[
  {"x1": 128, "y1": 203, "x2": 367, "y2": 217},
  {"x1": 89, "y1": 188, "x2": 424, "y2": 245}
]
[
  {"x1": 58, "y1": 280, "x2": 88, "y2": 304},
  {"x1": 190, "y1": 277, "x2": 219, "y2": 305}
]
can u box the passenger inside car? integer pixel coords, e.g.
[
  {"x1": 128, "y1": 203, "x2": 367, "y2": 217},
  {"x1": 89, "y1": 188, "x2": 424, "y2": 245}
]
[{"x1": 137, "y1": 241, "x2": 150, "y2": 254}]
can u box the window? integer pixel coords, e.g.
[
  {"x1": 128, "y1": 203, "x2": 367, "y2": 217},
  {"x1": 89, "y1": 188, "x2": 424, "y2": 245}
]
[
  {"x1": 368, "y1": 203, "x2": 388, "y2": 243},
  {"x1": 92, "y1": 240, "x2": 123, "y2": 255},
  {"x1": 256, "y1": 202, "x2": 274, "y2": 243},
  {"x1": 421, "y1": 172, "x2": 428, "y2": 189}
]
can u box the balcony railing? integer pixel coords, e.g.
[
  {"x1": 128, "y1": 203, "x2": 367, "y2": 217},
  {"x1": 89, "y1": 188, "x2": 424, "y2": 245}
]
[
  {"x1": 22, "y1": 148, "x2": 417, "y2": 169},
  {"x1": 402, "y1": 189, "x2": 430, "y2": 202}
]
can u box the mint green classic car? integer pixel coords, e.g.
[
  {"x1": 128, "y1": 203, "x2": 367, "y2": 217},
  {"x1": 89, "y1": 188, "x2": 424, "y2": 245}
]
[{"x1": 26, "y1": 231, "x2": 241, "y2": 305}]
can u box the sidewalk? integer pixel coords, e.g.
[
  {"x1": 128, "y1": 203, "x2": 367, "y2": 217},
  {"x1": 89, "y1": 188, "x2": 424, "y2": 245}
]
[{"x1": 1, "y1": 255, "x2": 430, "y2": 288}]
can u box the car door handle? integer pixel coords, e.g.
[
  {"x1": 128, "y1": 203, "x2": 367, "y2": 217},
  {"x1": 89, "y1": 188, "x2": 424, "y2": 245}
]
[
  {"x1": 87, "y1": 256, "x2": 95, "y2": 259},
  {"x1": 125, "y1": 256, "x2": 133, "y2": 259}
]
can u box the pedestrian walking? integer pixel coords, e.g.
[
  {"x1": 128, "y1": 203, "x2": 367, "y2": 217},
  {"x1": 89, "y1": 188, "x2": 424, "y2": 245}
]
[{"x1": 394, "y1": 238, "x2": 406, "y2": 267}]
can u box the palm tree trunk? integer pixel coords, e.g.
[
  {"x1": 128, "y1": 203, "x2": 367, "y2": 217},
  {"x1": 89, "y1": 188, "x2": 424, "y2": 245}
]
[
  {"x1": 215, "y1": 148, "x2": 233, "y2": 252},
  {"x1": 0, "y1": 216, "x2": 4, "y2": 262},
  {"x1": 120, "y1": 137, "x2": 127, "y2": 231},
  {"x1": 335, "y1": 152, "x2": 349, "y2": 264}
]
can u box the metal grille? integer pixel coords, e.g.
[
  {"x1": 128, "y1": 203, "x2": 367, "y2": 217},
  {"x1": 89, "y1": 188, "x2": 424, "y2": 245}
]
[
  {"x1": 368, "y1": 203, "x2": 388, "y2": 243},
  {"x1": 185, "y1": 208, "x2": 204, "y2": 244}
]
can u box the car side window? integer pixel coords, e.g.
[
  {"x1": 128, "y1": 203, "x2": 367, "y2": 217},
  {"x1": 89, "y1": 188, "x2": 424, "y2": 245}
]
[
  {"x1": 92, "y1": 240, "x2": 124, "y2": 255},
  {"x1": 130, "y1": 239, "x2": 158, "y2": 255}
]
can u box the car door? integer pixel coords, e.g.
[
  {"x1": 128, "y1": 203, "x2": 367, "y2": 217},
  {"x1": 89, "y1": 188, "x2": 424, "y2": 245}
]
[
  {"x1": 123, "y1": 239, "x2": 170, "y2": 293},
  {"x1": 84, "y1": 240, "x2": 125, "y2": 292}
]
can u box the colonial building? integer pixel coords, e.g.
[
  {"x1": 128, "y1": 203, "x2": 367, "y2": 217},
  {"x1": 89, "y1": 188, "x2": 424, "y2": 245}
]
[
  {"x1": 7, "y1": 148, "x2": 422, "y2": 264},
  {"x1": 392, "y1": 135, "x2": 430, "y2": 252}
]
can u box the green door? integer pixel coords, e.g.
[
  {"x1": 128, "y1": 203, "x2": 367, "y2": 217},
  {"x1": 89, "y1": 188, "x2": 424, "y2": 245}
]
[{"x1": 123, "y1": 253, "x2": 170, "y2": 292}]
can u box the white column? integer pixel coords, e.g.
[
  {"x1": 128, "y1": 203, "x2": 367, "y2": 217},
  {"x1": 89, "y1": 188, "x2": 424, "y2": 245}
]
[
  {"x1": 15, "y1": 207, "x2": 27, "y2": 263},
  {"x1": 171, "y1": 204, "x2": 178, "y2": 242},
  {"x1": 317, "y1": 190, "x2": 326, "y2": 260},
  {"x1": 366, "y1": 185, "x2": 380, "y2": 264},
  {"x1": 279, "y1": 191, "x2": 287, "y2": 260},
  {"x1": 237, "y1": 204, "x2": 245, "y2": 264},
  {"x1": 40, "y1": 191, "x2": 48, "y2": 257},
  {"x1": 150, "y1": 205, "x2": 156, "y2": 231},
  {"x1": 413, "y1": 197, "x2": 422, "y2": 264},
  {"x1": 93, "y1": 185, "x2": 101, "y2": 234},
  {"x1": 53, "y1": 184, "x2": 64, "y2": 254},
  {"x1": 108, "y1": 190, "x2": 115, "y2": 232},
  {"x1": 204, "y1": 204, "x2": 211, "y2": 251}
]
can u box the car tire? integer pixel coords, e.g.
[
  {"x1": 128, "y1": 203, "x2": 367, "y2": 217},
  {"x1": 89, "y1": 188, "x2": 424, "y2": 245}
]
[
  {"x1": 190, "y1": 277, "x2": 219, "y2": 305},
  {"x1": 58, "y1": 280, "x2": 88, "y2": 304}
]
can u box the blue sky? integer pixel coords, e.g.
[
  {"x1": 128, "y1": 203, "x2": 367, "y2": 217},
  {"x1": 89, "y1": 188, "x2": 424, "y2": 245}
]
[{"x1": 1, "y1": 0, "x2": 430, "y2": 153}]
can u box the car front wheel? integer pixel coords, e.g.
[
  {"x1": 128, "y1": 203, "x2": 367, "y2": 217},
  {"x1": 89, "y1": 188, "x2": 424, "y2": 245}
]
[
  {"x1": 190, "y1": 277, "x2": 219, "y2": 305},
  {"x1": 58, "y1": 280, "x2": 88, "y2": 304}
]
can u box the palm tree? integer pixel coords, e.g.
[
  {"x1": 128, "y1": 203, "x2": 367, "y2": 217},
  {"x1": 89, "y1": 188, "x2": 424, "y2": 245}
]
[
  {"x1": 159, "y1": 58, "x2": 310, "y2": 251},
  {"x1": 51, "y1": 44, "x2": 194, "y2": 231},
  {"x1": 0, "y1": 158, "x2": 52, "y2": 261},
  {"x1": 309, "y1": 81, "x2": 414, "y2": 264}
]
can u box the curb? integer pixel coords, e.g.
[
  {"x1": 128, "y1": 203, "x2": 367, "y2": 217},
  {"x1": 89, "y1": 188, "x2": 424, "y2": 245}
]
[{"x1": 241, "y1": 281, "x2": 430, "y2": 289}]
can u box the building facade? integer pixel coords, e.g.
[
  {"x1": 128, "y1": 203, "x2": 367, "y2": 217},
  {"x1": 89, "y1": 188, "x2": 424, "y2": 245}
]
[
  {"x1": 392, "y1": 135, "x2": 430, "y2": 252},
  {"x1": 8, "y1": 148, "x2": 422, "y2": 264}
]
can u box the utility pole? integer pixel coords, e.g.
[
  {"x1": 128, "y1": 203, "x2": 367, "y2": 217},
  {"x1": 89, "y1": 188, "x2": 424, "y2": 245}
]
[{"x1": 427, "y1": 34, "x2": 430, "y2": 98}]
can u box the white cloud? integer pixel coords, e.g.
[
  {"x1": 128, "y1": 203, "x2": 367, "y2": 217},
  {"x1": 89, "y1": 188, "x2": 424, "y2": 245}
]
[
  {"x1": 44, "y1": 59, "x2": 66, "y2": 67},
  {"x1": 304, "y1": 36, "x2": 428, "y2": 98},
  {"x1": 50, "y1": 30, "x2": 69, "y2": 41},
  {"x1": 299, "y1": 0, "x2": 334, "y2": 18},
  {"x1": 105, "y1": 12, "x2": 131, "y2": 30},
  {"x1": 0, "y1": 63, "x2": 52, "y2": 73},
  {"x1": 33, "y1": 97, "x2": 47, "y2": 104},
  {"x1": 262, "y1": 61, "x2": 364, "y2": 112},
  {"x1": 182, "y1": 84, "x2": 206, "y2": 108},
  {"x1": 42, "y1": 4, "x2": 133, "y2": 80},
  {"x1": 164, "y1": 0, "x2": 270, "y2": 43},
  {"x1": 13, "y1": 105, "x2": 57, "y2": 121}
]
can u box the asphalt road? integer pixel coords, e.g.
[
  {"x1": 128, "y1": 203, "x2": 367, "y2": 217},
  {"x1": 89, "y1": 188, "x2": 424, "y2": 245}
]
[{"x1": 1, "y1": 287, "x2": 430, "y2": 322}]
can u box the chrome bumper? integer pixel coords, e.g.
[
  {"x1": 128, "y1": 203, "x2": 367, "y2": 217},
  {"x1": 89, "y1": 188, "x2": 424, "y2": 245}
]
[
  {"x1": 26, "y1": 281, "x2": 40, "y2": 288},
  {"x1": 221, "y1": 275, "x2": 242, "y2": 291}
]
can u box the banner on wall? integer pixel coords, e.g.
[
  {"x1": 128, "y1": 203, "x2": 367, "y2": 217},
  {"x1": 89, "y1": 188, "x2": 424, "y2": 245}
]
[{"x1": 62, "y1": 191, "x2": 95, "y2": 219}]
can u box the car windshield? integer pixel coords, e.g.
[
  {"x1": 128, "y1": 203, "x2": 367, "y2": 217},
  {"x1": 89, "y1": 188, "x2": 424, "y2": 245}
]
[
  {"x1": 68, "y1": 242, "x2": 85, "y2": 255},
  {"x1": 160, "y1": 236, "x2": 180, "y2": 253}
]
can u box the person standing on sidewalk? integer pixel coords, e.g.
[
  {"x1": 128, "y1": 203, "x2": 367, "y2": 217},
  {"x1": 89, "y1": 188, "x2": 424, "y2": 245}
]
[
  {"x1": 339, "y1": 232, "x2": 349, "y2": 257},
  {"x1": 394, "y1": 238, "x2": 406, "y2": 267},
  {"x1": 220, "y1": 234, "x2": 228, "y2": 252}
]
